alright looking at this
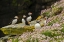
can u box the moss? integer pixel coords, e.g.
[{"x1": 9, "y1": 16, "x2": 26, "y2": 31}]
[
  {"x1": 36, "y1": 16, "x2": 42, "y2": 20},
  {"x1": 0, "y1": 27, "x2": 33, "y2": 35}
]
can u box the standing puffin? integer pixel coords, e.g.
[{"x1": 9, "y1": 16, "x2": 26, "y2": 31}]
[
  {"x1": 11, "y1": 16, "x2": 18, "y2": 25},
  {"x1": 35, "y1": 20, "x2": 41, "y2": 29},
  {"x1": 22, "y1": 15, "x2": 26, "y2": 26},
  {"x1": 26, "y1": 12, "x2": 32, "y2": 24}
]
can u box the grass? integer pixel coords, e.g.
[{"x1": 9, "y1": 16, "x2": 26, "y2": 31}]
[
  {"x1": 41, "y1": 30, "x2": 61, "y2": 37},
  {"x1": 26, "y1": 37, "x2": 39, "y2": 42},
  {"x1": 47, "y1": 16, "x2": 60, "y2": 26},
  {"x1": 43, "y1": 11, "x2": 50, "y2": 18},
  {"x1": 61, "y1": 23, "x2": 64, "y2": 33},
  {"x1": 52, "y1": 7, "x2": 63, "y2": 15},
  {"x1": 61, "y1": 28, "x2": 64, "y2": 33}
]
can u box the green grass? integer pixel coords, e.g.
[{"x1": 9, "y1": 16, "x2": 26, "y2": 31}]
[
  {"x1": 61, "y1": 28, "x2": 64, "y2": 33},
  {"x1": 47, "y1": 16, "x2": 60, "y2": 26},
  {"x1": 61, "y1": 23, "x2": 64, "y2": 33},
  {"x1": 41, "y1": 30, "x2": 60, "y2": 37},
  {"x1": 26, "y1": 37, "x2": 39, "y2": 42},
  {"x1": 43, "y1": 11, "x2": 50, "y2": 18}
]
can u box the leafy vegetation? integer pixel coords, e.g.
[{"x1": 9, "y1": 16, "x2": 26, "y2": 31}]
[
  {"x1": 26, "y1": 38, "x2": 39, "y2": 42},
  {"x1": 51, "y1": 7, "x2": 63, "y2": 15},
  {"x1": 61, "y1": 23, "x2": 64, "y2": 28},
  {"x1": 47, "y1": 16, "x2": 61, "y2": 26},
  {"x1": 43, "y1": 11, "x2": 50, "y2": 18},
  {"x1": 60, "y1": 24, "x2": 64, "y2": 33},
  {"x1": 41, "y1": 30, "x2": 60, "y2": 37},
  {"x1": 61, "y1": 28, "x2": 64, "y2": 33}
]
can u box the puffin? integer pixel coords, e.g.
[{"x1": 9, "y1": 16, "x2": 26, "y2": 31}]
[
  {"x1": 35, "y1": 20, "x2": 41, "y2": 29},
  {"x1": 11, "y1": 16, "x2": 18, "y2": 25},
  {"x1": 26, "y1": 12, "x2": 32, "y2": 24},
  {"x1": 22, "y1": 15, "x2": 26, "y2": 26}
]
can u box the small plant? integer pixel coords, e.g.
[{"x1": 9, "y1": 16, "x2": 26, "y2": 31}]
[
  {"x1": 43, "y1": 11, "x2": 50, "y2": 18},
  {"x1": 35, "y1": 38, "x2": 39, "y2": 42},
  {"x1": 41, "y1": 30, "x2": 60, "y2": 37},
  {"x1": 47, "y1": 21, "x2": 54, "y2": 26},
  {"x1": 26, "y1": 37, "x2": 39, "y2": 42},
  {"x1": 52, "y1": 7, "x2": 63, "y2": 15},
  {"x1": 61, "y1": 23, "x2": 64, "y2": 28},
  {"x1": 61, "y1": 24, "x2": 64, "y2": 33},
  {"x1": 14, "y1": 38, "x2": 18, "y2": 42},
  {"x1": 47, "y1": 20, "x2": 56, "y2": 26},
  {"x1": 61, "y1": 28, "x2": 64, "y2": 33},
  {"x1": 12, "y1": 37, "x2": 18, "y2": 42},
  {"x1": 12, "y1": 38, "x2": 14, "y2": 42},
  {"x1": 47, "y1": 17, "x2": 60, "y2": 26},
  {"x1": 41, "y1": 30, "x2": 53, "y2": 37},
  {"x1": 26, "y1": 39, "x2": 31, "y2": 42},
  {"x1": 52, "y1": 28, "x2": 58, "y2": 31}
]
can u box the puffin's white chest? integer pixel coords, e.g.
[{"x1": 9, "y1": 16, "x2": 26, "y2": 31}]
[
  {"x1": 22, "y1": 18, "x2": 26, "y2": 26},
  {"x1": 27, "y1": 16, "x2": 32, "y2": 22},
  {"x1": 35, "y1": 23, "x2": 41, "y2": 29},
  {"x1": 11, "y1": 19, "x2": 17, "y2": 25},
  {"x1": 22, "y1": 18, "x2": 25, "y2": 23}
]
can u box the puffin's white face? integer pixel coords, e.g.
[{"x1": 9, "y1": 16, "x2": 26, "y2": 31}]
[
  {"x1": 23, "y1": 15, "x2": 26, "y2": 18},
  {"x1": 14, "y1": 16, "x2": 18, "y2": 19},
  {"x1": 28, "y1": 12, "x2": 32, "y2": 15}
]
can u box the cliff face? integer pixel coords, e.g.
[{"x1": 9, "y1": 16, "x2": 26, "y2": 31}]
[
  {"x1": 0, "y1": 0, "x2": 59, "y2": 28},
  {"x1": 0, "y1": 0, "x2": 64, "y2": 41}
]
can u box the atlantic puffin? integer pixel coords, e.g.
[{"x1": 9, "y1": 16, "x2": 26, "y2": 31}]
[
  {"x1": 22, "y1": 15, "x2": 26, "y2": 26},
  {"x1": 35, "y1": 20, "x2": 41, "y2": 29},
  {"x1": 11, "y1": 16, "x2": 18, "y2": 25},
  {"x1": 26, "y1": 12, "x2": 32, "y2": 24}
]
